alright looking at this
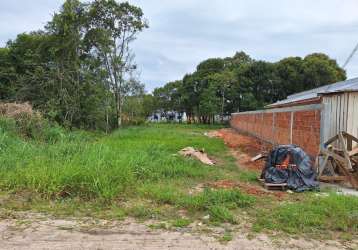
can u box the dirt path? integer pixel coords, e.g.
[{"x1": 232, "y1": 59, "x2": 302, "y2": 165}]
[{"x1": 0, "y1": 214, "x2": 356, "y2": 250}]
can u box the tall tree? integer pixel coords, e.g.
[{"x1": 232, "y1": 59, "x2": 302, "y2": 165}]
[{"x1": 86, "y1": 0, "x2": 148, "y2": 127}]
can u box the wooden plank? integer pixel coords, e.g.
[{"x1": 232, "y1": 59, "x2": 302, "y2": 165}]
[
  {"x1": 324, "y1": 135, "x2": 339, "y2": 147},
  {"x1": 320, "y1": 149, "x2": 347, "y2": 164},
  {"x1": 348, "y1": 147, "x2": 358, "y2": 157},
  {"x1": 352, "y1": 94, "x2": 358, "y2": 148},
  {"x1": 251, "y1": 154, "x2": 266, "y2": 162},
  {"x1": 326, "y1": 160, "x2": 337, "y2": 176},
  {"x1": 319, "y1": 176, "x2": 347, "y2": 182},
  {"x1": 332, "y1": 158, "x2": 358, "y2": 189},
  {"x1": 343, "y1": 132, "x2": 358, "y2": 144},
  {"x1": 338, "y1": 132, "x2": 353, "y2": 170},
  {"x1": 318, "y1": 154, "x2": 329, "y2": 178}
]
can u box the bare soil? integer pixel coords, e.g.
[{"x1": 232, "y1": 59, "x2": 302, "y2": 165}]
[
  {"x1": 209, "y1": 128, "x2": 269, "y2": 172},
  {"x1": 0, "y1": 213, "x2": 356, "y2": 250}
]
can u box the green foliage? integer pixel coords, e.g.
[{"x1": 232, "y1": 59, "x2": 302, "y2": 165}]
[
  {"x1": 172, "y1": 218, "x2": 192, "y2": 227},
  {"x1": 0, "y1": 0, "x2": 147, "y2": 131},
  {"x1": 220, "y1": 232, "x2": 233, "y2": 242},
  {"x1": 140, "y1": 185, "x2": 254, "y2": 213},
  {"x1": 208, "y1": 205, "x2": 236, "y2": 224},
  {"x1": 152, "y1": 51, "x2": 346, "y2": 123}
]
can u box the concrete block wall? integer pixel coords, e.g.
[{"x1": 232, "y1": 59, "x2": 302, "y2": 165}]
[{"x1": 230, "y1": 106, "x2": 321, "y2": 156}]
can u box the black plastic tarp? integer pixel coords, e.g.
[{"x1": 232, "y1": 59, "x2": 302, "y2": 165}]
[{"x1": 261, "y1": 145, "x2": 319, "y2": 192}]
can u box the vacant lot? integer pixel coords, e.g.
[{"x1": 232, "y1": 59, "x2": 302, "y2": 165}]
[{"x1": 0, "y1": 121, "x2": 357, "y2": 248}]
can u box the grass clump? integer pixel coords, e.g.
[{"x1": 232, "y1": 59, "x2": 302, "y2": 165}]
[
  {"x1": 127, "y1": 205, "x2": 161, "y2": 220},
  {"x1": 140, "y1": 185, "x2": 255, "y2": 212},
  {"x1": 208, "y1": 205, "x2": 236, "y2": 224},
  {"x1": 181, "y1": 189, "x2": 255, "y2": 211},
  {"x1": 220, "y1": 232, "x2": 233, "y2": 243},
  {"x1": 172, "y1": 218, "x2": 192, "y2": 227},
  {"x1": 253, "y1": 193, "x2": 358, "y2": 236}
]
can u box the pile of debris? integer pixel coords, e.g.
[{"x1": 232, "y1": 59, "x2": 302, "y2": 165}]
[
  {"x1": 316, "y1": 132, "x2": 358, "y2": 189},
  {"x1": 259, "y1": 145, "x2": 319, "y2": 192},
  {"x1": 0, "y1": 102, "x2": 38, "y2": 118},
  {"x1": 179, "y1": 147, "x2": 215, "y2": 166}
]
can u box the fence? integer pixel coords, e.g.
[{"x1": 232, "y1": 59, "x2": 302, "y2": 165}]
[{"x1": 230, "y1": 104, "x2": 322, "y2": 156}]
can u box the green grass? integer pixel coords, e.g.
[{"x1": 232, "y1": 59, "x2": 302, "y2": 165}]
[
  {"x1": 1, "y1": 118, "x2": 358, "y2": 240},
  {"x1": 208, "y1": 205, "x2": 236, "y2": 224},
  {"x1": 0, "y1": 123, "x2": 233, "y2": 201},
  {"x1": 220, "y1": 232, "x2": 233, "y2": 243},
  {"x1": 0, "y1": 120, "x2": 253, "y2": 221},
  {"x1": 172, "y1": 218, "x2": 192, "y2": 227},
  {"x1": 253, "y1": 193, "x2": 358, "y2": 236}
]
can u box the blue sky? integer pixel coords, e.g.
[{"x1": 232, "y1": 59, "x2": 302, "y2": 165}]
[{"x1": 1, "y1": 0, "x2": 358, "y2": 92}]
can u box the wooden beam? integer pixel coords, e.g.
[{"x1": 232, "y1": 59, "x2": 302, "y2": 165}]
[
  {"x1": 324, "y1": 135, "x2": 339, "y2": 147},
  {"x1": 339, "y1": 132, "x2": 353, "y2": 170},
  {"x1": 348, "y1": 147, "x2": 358, "y2": 157},
  {"x1": 319, "y1": 176, "x2": 347, "y2": 182}
]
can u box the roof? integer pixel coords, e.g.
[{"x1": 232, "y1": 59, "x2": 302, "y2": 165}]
[{"x1": 267, "y1": 77, "x2": 358, "y2": 108}]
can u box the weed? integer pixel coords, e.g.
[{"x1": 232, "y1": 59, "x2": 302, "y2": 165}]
[
  {"x1": 253, "y1": 193, "x2": 358, "y2": 236},
  {"x1": 148, "y1": 222, "x2": 168, "y2": 230},
  {"x1": 172, "y1": 218, "x2": 191, "y2": 227},
  {"x1": 181, "y1": 189, "x2": 255, "y2": 211},
  {"x1": 208, "y1": 206, "x2": 236, "y2": 224},
  {"x1": 220, "y1": 232, "x2": 233, "y2": 243},
  {"x1": 127, "y1": 205, "x2": 160, "y2": 220}
]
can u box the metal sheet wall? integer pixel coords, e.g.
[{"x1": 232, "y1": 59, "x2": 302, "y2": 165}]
[{"x1": 322, "y1": 92, "x2": 358, "y2": 147}]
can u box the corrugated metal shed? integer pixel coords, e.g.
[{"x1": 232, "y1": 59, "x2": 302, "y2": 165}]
[
  {"x1": 321, "y1": 92, "x2": 358, "y2": 147},
  {"x1": 267, "y1": 77, "x2": 358, "y2": 108}
]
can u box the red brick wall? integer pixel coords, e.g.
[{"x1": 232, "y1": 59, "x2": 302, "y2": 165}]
[{"x1": 230, "y1": 109, "x2": 321, "y2": 156}]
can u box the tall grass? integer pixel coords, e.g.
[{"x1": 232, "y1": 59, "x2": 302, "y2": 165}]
[{"x1": 0, "y1": 120, "x2": 231, "y2": 201}]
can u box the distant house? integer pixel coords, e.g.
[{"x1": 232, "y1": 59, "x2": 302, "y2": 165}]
[
  {"x1": 148, "y1": 111, "x2": 187, "y2": 123},
  {"x1": 230, "y1": 77, "x2": 358, "y2": 156}
]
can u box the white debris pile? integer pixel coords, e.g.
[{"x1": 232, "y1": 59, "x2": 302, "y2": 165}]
[{"x1": 179, "y1": 147, "x2": 215, "y2": 166}]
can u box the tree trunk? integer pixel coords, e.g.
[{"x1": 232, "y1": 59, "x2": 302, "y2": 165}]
[
  {"x1": 221, "y1": 91, "x2": 225, "y2": 123},
  {"x1": 115, "y1": 92, "x2": 121, "y2": 128}
]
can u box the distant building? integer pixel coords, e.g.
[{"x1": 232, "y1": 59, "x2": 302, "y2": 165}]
[{"x1": 148, "y1": 111, "x2": 187, "y2": 123}]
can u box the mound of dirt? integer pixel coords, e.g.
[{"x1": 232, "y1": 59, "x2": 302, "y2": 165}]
[{"x1": 207, "y1": 128, "x2": 270, "y2": 172}]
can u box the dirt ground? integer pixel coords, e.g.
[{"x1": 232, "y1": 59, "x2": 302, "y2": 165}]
[
  {"x1": 0, "y1": 213, "x2": 356, "y2": 250},
  {"x1": 207, "y1": 128, "x2": 269, "y2": 172}
]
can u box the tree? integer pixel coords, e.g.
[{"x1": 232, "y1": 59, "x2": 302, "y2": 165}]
[
  {"x1": 275, "y1": 57, "x2": 304, "y2": 99},
  {"x1": 153, "y1": 51, "x2": 347, "y2": 124},
  {"x1": 86, "y1": 0, "x2": 148, "y2": 127},
  {"x1": 0, "y1": 48, "x2": 16, "y2": 100},
  {"x1": 302, "y1": 53, "x2": 346, "y2": 89},
  {"x1": 0, "y1": 0, "x2": 148, "y2": 131}
]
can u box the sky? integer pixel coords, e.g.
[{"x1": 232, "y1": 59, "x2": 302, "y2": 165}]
[{"x1": 1, "y1": 0, "x2": 358, "y2": 92}]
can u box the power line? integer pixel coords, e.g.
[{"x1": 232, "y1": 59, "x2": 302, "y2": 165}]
[{"x1": 343, "y1": 42, "x2": 358, "y2": 69}]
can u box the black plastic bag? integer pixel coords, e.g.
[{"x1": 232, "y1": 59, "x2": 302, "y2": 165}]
[{"x1": 261, "y1": 145, "x2": 319, "y2": 192}]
